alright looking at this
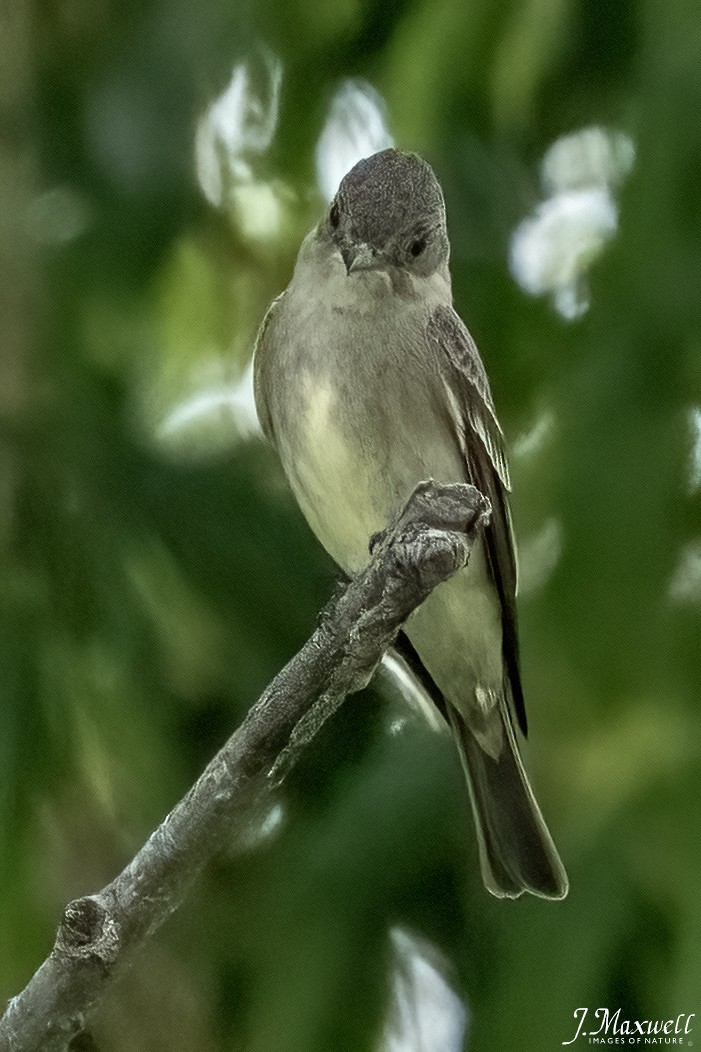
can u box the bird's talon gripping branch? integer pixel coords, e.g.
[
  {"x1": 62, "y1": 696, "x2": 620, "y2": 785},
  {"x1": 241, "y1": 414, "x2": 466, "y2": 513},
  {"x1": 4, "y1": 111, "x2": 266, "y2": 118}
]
[{"x1": 368, "y1": 528, "x2": 387, "y2": 554}]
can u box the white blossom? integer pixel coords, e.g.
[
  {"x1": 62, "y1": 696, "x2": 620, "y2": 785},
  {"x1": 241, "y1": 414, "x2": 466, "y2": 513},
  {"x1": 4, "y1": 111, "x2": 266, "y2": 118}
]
[
  {"x1": 195, "y1": 51, "x2": 282, "y2": 206},
  {"x1": 316, "y1": 79, "x2": 393, "y2": 202},
  {"x1": 380, "y1": 928, "x2": 468, "y2": 1052},
  {"x1": 510, "y1": 127, "x2": 634, "y2": 319}
]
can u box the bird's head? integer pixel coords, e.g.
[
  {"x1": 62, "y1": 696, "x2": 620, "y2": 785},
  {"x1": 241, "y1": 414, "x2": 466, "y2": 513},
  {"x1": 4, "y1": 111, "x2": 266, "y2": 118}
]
[{"x1": 326, "y1": 149, "x2": 450, "y2": 278}]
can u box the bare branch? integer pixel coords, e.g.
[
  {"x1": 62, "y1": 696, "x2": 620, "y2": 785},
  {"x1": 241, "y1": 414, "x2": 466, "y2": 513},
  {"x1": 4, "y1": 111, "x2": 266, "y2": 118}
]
[{"x1": 0, "y1": 480, "x2": 490, "y2": 1052}]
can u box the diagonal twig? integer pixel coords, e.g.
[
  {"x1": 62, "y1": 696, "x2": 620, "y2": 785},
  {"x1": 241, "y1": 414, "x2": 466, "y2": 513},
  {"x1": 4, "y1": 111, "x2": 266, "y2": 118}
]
[{"x1": 0, "y1": 480, "x2": 490, "y2": 1052}]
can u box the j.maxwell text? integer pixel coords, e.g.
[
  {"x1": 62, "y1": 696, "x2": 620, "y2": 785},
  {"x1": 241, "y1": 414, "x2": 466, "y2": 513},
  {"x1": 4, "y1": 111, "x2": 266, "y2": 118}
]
[{"x1": 563, "y1": 1009, "x2": 695, "y2": 1045}]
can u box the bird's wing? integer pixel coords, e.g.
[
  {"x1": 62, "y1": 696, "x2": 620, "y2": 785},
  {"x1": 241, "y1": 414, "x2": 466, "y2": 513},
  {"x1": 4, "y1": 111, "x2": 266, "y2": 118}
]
[
  {"x1": 426, "y1": 303, "x2": 527, "y2": 736},
  {"x1": 252, "y1": 291, "x2": 286, "y2": 445}
]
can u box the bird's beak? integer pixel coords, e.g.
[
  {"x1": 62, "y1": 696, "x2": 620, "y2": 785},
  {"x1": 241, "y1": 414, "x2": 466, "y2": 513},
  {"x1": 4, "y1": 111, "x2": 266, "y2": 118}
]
[{"x1": 341, "y1": 243, "x2": 381, "y2": 274}]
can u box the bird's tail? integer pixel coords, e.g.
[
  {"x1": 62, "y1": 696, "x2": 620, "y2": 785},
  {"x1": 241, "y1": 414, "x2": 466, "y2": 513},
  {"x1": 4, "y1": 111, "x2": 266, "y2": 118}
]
[{"x1": 447, "y1": 698, "x2": 568, "y2": 900}]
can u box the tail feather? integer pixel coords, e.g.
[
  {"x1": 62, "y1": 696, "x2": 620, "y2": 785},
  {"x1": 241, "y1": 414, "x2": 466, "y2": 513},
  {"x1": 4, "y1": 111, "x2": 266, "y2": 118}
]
[{"x1": 447, "y1": 700, "x2": 568, "y2": 900}]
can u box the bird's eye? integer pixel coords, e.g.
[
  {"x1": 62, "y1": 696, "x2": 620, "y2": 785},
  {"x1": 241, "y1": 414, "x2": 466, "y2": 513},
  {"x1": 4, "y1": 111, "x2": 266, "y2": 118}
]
[
  {"x1": 410, "y1": 237, "x2": 426, "y2": 257},
  {"x1": 329, "y1": 202, "x2": 340, "y2": 229}
]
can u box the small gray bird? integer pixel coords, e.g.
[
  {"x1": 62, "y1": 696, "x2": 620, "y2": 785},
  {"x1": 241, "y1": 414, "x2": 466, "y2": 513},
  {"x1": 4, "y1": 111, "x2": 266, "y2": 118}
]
[{"x1": 254, "y1": 148, "x2": 568, "y2": 899}]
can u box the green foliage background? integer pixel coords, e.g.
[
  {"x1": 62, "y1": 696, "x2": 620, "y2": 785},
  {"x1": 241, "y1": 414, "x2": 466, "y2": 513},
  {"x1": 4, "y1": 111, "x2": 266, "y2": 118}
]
[{"x1": 1, "y1": 0, "x2": 700, "y2": 1047}]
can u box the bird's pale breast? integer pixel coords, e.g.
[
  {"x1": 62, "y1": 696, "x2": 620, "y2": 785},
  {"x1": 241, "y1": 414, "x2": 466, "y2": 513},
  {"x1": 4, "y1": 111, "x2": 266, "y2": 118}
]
[{"x1": 258, "y1": 249, "x2": 504, "y2": 710}]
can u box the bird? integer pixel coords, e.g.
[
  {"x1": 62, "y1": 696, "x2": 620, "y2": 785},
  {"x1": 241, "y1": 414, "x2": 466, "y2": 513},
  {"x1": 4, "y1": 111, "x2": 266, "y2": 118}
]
[{"x1": 253, "y1": 147, "x2": 568, "y2": 900}]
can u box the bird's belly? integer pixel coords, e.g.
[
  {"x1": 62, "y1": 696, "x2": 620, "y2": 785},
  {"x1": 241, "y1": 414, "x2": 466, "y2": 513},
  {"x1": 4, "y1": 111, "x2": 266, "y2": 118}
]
[
  {"x1": 286, "y1": 378, "x2": 386, "y2": 572},
  {"x1": 282, "y1": 352, "x2": 462, "y2": 575},
  {"x1": 404, "y1": 543, "x2": 504, "y2": 708},
  {"x1": 267, "y1": 291, "x2": 504, "y2": 706}
]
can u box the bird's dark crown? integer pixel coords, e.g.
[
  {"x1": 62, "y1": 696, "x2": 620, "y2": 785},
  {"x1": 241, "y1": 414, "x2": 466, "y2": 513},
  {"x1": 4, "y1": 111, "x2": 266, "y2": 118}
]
[{"x1": 334, "y1": 148, "x2": 446, "y2": 249}]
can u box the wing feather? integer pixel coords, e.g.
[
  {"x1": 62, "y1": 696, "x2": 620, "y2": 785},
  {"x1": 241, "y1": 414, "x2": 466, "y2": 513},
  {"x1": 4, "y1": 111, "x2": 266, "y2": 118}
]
[
  {"x1": 427, "y1": 304, "x2": 527, "y2": 736},
  {"x1": 253, "y1": 292, "x2": 286, "y2": 444}
]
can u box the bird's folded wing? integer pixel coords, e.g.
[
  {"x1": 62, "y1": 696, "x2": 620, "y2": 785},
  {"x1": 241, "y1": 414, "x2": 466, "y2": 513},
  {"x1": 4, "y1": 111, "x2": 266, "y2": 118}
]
[
  {"x1": 253, "y1": 292, "x2": 286, "y2": 444},
  {"x1": 426, "y1": 304, "x2": 527, "y2": 736}
]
